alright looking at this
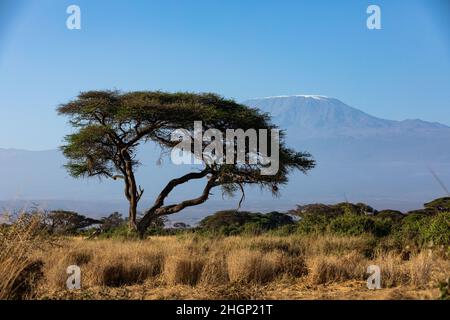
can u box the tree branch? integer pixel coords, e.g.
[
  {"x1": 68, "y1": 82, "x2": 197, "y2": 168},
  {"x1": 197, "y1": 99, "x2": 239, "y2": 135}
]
[
  {"x1": 152, "y1": 168, "x2": 211, "y2": 209},
  {"x1": 155, "y1": 175, "x2": 219, "y2": 215},
  {"x1": 137, "y1": 185, "x2": 145, "y2": 202},
  {"x1": 126, "y1": 122, "x2": 163, "y2": 147}
]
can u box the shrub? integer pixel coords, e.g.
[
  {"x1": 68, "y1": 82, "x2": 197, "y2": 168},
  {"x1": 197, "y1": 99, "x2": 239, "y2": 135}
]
[
  {"x1": 328, "y1": 214, "x2": 375, "y2": 236},
  {"x1": 242, "y1": 223, "x2": 263, "y2": 236},
  {"x1": 422, "y1": 212, "x2": 450, "y2": 245},
  {"x1": 372, "y1": 217, "x2": 398, "y2": 237},
  {"x1": 0, "y1": 214, "x2": 46, "y2": 299},
  {"x1": 201, "y1": 252, "x2": 229, "y2": 285},
  {"x1": 296, "y1": 214, "x2": 329, "y2": 235},
  {"x1": 199, "y1": 210, "x2": 294, "y2": 235},
  {"x1": 101, "y1": 262, "x2": 151, "y2": 287},
  {"x1": 308, "y1": 252, "x2": 365, "y2": 285},
  {"x1": 267, "y1": 224, "x2": 296, "y2": 236},
  {"x1": 396, "y1": 213, "x2": 431, "y2": 245},
  {"x1": 375, "y1": 210, "x2": 404, "y2": 220},
  {"x1": 98, "y1": 224, "x2": 139, "y2": 239},
  {"x1": 226, "y1": 249, "x2": 282, "y2": 284},
  {"x1": 164, "y1": 254, "x2": 205, "y2": 286}
]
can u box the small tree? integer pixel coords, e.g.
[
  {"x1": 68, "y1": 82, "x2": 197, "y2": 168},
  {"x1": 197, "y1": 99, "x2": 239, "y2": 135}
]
[
  {"x1": 45, "y1": 210, "x2": 100, "y2": 235},
  {"x1": 100, "y1": 212, "x2": 125, "y2": 232},
  {"x1": 59, "y1": 90, "x2": 315, "y2": 236}
]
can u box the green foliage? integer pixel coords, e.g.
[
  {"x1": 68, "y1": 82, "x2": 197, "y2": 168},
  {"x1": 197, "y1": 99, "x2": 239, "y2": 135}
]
[
  {"x1": 296, "y1": 214, "x2": 329, "y2": 235},
  {"x1": 292, "y1": 198, "x2": 450, "y2": 244},
  {"x1": 421, "y1": 212, "x2": 450, "y2": 245},
  {"x1": 375, "y1": 210, "x2": 404, "y2": 220},
  {"x1": 97, "y1": 224, "x2": 139, "y2": 240},
  {"x1": 396, "y1": 213, "x2": 431, "y2": 244},
  {"x1": 334, "y1": 202, "x2": 376, "y2": 215},
  {"x1": 291, "y1": 202, "x2": 376, "y2": 218},
  {"x1": 267, "y1": 224, "x2": 297, "y2": 236},
  {"x1": 372, "y1": 217, "x2": 398, "y2": 237},
  {"x1": 328, "y1": 214, "x2": 375, "y2": 236},
  {"x1": 199, "y1": 210, "x2": 294, "y2": 235},
  {"x1": 424, "y1": 197, "x2": 450, "y2": 214}
]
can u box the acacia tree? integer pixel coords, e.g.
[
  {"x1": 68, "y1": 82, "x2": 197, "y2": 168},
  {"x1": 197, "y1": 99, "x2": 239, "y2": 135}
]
[{"x1": 58, "y1": 90, "x2": 315, "y2": 236}]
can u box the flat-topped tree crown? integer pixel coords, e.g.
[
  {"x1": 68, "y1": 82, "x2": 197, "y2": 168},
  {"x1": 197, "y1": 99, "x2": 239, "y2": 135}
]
[{"x1": 58, "y1": 90, "x2": 315, "y2": 236}]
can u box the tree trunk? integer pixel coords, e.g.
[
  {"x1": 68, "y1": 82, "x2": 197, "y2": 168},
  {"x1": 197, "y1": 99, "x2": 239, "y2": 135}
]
[
  {"x1": 137, "y1": 208, "x2": 157, "y2": 238},
  {"x1": 122, "y1": 150, "x2": 139, "y2": 230},
  {"x1": 128, "y1": 198, "x2": 138, "y2": 230}
]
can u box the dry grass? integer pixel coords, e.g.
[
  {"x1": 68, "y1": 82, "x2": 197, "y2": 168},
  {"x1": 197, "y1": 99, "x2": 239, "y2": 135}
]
[
  {"x1": 227, "y1": 249, "x2": 281, "y2": 284},
  {"x1": 1, "y1": 231, "x2": 449, "y2": 300},
  {"x1": 164, "y1": 253, "x2": 205, "y2": 286},
  {"x1": 0, "y1": 214, "x2": 46, "y2": 299},
  {"x1": 308, "y1": 251, "x2": 366, "y2": 285}
]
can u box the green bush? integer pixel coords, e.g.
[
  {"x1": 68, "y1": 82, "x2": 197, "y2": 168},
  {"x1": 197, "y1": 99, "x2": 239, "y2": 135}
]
[
  {"x1": 422, "y1": 212, "x2": 450, "y2": 245},
  {"x1": 199, "y1": 210, "x2": 294, "y2": 235},
  {"x1": 296, "y1": 213, "x2": 396, "y2": 238},
  {"x1": 296, "y1": 214, "x2": 329, "y2": 235},
  {"x1": 98, "y1": 224, "x2": 139, "y2": 240},
  {"x1": 242, "y1": 223, "x2": 264, "y2": 236},
  {"x1": 395, "y1": 213, "x2": 431, "y2": 244},
  {"x1": 328, "y1": 214, "x2": 375, "y2": 236},
  {"x1": 372, "y1": 217, "x2": 398, "y2": 238},
  {"x1": 267, "y1": 224, "x2": 297, "y2": 236}
]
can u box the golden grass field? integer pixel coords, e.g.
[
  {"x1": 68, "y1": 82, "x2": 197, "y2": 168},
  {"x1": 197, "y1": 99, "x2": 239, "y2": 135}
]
[{"x1": 1, "y1": 218, "x2": 449, "y2": 300}]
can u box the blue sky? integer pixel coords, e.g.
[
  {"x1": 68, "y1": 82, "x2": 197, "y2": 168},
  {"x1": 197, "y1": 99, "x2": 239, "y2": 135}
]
[{"x1": 0, "y1": 0, "x2": 449, "y2": 150}]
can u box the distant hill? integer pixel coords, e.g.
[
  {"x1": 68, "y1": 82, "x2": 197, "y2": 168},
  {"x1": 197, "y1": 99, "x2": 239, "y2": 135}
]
[{"x1": 1, "y1": 95, "x2": 449, "y2": 222}]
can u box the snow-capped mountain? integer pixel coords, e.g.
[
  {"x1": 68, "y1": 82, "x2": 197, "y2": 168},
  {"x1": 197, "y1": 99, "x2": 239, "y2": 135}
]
[
  {"x1": 244, "y1": 95, "x2": 449, "y2": 138},
  {"x1": 244, "y1": 95, "x2": 450, "y2": 163}
]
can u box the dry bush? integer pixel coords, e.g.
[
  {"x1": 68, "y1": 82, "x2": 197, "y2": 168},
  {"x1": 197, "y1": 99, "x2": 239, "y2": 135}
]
[
  {"x1": 372, "y1": 250, "x2": 437, "y2": 288},
  {"x1": 100, "y1": 260, "x2": 152, "y2": 287},
  {"x1": 373, "y1": 251, "x2": 410, "y2": 287},
  {"x1": 408, "y1": 252, "x2": 433, "y2": 287},
  {"x1": 375, "y1": 251, "x2": 404, "y2": 287},
  {"x1": 247, "y1": 237, "x2": 306, "y2": 257},
  {"x1": 66, "y1": 249, "x2": 93, "y2": 266},
  {"x1": 301, "y1": 234, "x2": 375, "y2": 257},
  {"x1": 227, "y1": 249, "x2": 283, "y2": 284},
  {"x1": 201, "y1": 251, "x2": 229, "y2": 285},
  {"x1": 279, "y1": 253, "x2": 308, "y2": 278},
  {"x1": 0, "y1": 214, "x2": 46, "y2": 299},
  {"x1": 88, "y1": 245, "x2": 164, "y2": 287},
  {"x1": 43, "y1": 240, "x2": 165, "y2": 290},
  {"x1": 308, "y1": 251, "x2": 366, "y2": 285},
  {"x1": 164, "y1": 253, "x2": 205, "y2": 286}
]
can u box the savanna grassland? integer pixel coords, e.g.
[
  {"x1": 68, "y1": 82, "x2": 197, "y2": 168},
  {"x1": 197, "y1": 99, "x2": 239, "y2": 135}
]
[{"x1": 1, "y1": 212, "x2": 449, "y2": 300}]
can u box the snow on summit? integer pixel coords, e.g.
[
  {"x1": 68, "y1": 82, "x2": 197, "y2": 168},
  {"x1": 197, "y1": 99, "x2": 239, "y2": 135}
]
[{"x1": 248, "y1": 94, "x2": 329, "y2": 101}]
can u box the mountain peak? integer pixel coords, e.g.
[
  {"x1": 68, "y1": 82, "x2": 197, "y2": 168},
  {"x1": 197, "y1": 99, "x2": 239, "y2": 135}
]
[
  {"x1": 243, "y1": 95, "x2": 450, "y2": 139},
  {"x1": 248, "y1": 94, "x2": 331, "y2": 101}
]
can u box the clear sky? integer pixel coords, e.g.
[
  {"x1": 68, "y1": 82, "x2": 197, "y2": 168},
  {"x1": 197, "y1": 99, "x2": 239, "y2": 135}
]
[{"x1": 0, "y1": 0, "x2": 449, "y2": 150}]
